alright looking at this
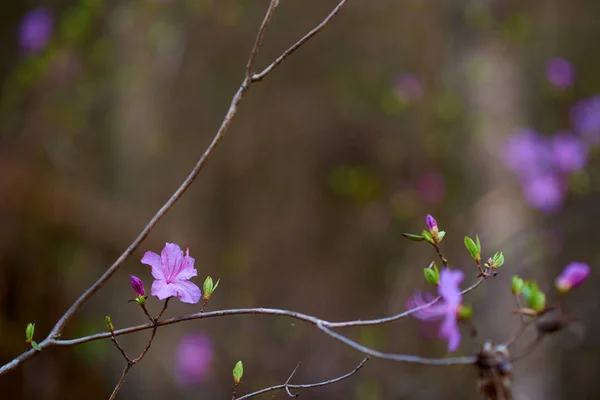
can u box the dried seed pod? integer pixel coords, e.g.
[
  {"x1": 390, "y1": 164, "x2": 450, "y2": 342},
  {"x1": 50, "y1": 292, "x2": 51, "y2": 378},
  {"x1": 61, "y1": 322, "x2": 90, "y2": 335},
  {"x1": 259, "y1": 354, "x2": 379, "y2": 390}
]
[{"x1": 476, "y1": 341, "x2": 513, "y2": 400}]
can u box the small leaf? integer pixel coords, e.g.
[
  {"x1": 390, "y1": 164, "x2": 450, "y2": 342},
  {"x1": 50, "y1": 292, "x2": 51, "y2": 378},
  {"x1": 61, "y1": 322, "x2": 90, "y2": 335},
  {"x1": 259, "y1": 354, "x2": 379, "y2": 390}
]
[
  {"x1": 213, "y1": 279, "x2": 220, "y2": 292},
  {"x1": 475, "y1": 235, "x2": 481, "y2": 253},
  {"x1": 464, "y1": 236, "x2": 479, "y2": 260},
  {"x1": 437, "y1": 231, "x2": 446, "y2": 242},
  {"x1": 31, "y1": 341, "x2": 41, "y2": 351},
  {"x1": 458, "y1": 304, "x2": 473, "y2": 320},
  {"x1": 233, "y1": 360, "x2": 244, "y2": 384},
  {"x1": 511, "y1": 276, "x2": 524, "y2": 294},
  {"x1": 421, "y1": 230, "x2": 434, "y2": 244},
  {"x1": 423, "y1": 267, "x2": 439, "y2": 285},
  {"x1": 25, "y1": 323, "x2": 35, "y2": 342},
  {"x1": 401, "y1": 233, "x2": 425, "y2": 242},
  {"x1": 105, "y1": 316, "x2": 114, "y2": 332}
]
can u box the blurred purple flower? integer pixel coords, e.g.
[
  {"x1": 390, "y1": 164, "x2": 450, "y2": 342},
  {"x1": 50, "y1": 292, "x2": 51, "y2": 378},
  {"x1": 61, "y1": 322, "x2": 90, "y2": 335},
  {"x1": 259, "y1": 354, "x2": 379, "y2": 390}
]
[
  {"x1": 129, "y1": 275, "x2": 145, "y2": 297},
  {"x1": 417, "y1": 172, "x2": 446, "y2": 204},
  {"x1": 19, "y1": 8, "x2": 53, "y2": 53},
  {"x1": 546, "y1": 58, "x2": 575, "y2": 89},
  {"x1": 552, "y1": 133, "x2": 588, "y2": 173},
  {"x1": 555, "y1": 262, "x2": 590, "y2": 293},
  {"x1": 394, "y1": 73, "x2": 423, "y2": 102},
  {"x1": 502, "y1": 129, "x2": 553, "y2": 179},
  {"x1": 409, "y1": 268, "x2": 464, "y2": 352},
  {"x1": 521, "y1": 174, "x2": 565, "y2": 213},
  {"x1": 571, "y1": 96, "x2": 600, "y2": 144},
  {"x1": 176, "y1": 333, "x2": 213, "y2": 384},
  {"x1": 141, "y1": 243, "x2": 201, "y2": 304}
]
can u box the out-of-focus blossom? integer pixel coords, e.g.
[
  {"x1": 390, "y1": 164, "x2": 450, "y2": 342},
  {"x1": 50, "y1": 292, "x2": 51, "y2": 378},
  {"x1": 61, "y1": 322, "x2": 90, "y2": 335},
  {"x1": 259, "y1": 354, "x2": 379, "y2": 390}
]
[
  {"x1": 129, "y1": 275, "x2": 145, "y2": 297},
  {"x1": 176, "y1": 333, "x2": 213, "y2": 384},
  {"x1": 19, "y1": 8, "x2": 53, "y2": 53},
  {"x1": 571, "y1": 96, "x2": 600, "y2": 144},
  {"x1": 417, "y1": 172, "x2": 446, "y2": 204},
  {"x1": 555, "y1": 262, "x2": 590, "y2": 293},
  {"x1": 141, "y1": 243, "x2": 201, "y2": 304},
  {"x1": 521, "y1": 174, "x2": 565, "y2": 213},
  {"x1": 502, "y1": 129, "x2": 552, "y2": 179},
  {"x1": 552, "y1": 133, "x2": 588, "y2": 173},
  {"x1": 394, "y1": 73, "x2": 423, "y2": 102},
  {"x1": 409, "y1": 268, "x2": 464, "y2": 352},
  {"x1": 546, "y1": 57, "x2": 575, "y2": 89}
]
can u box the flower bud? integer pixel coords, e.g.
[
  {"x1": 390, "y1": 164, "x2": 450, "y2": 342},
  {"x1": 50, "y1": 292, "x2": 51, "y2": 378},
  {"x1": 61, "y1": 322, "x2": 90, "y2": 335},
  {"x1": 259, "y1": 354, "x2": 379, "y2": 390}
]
[
  {"x1": 458, "y1": 304, "x2": 473, "y2": 320},
  {"x1": 423, "y1": 263, "x2": 440, "y2": 285},
  {"x1": 426, "y1": 214, "x2": 438, "y2": 231},
  {"x1": 555, "y1": 262, "x2": 590, "y2": 293},
  {"x1": 203, "y1": 276, "x2": 220, "y2": 301},
  {"x1": 105, "y1": 316, "x2": 114, "y2": 332},
  {"x1": 129, "y1": 275, "x2": 145, "y2": 297}
]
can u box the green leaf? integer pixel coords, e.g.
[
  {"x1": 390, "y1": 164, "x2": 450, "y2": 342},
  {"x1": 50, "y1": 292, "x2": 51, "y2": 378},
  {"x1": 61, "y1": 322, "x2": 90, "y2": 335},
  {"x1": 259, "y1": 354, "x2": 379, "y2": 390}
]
[
  {"x1": 31, "y1": 341, "x2": 41, "y2": 351},
  {"x1": 203, "y1": 276, "x2": 214, "y2": 294},
  {"x1": 401, "y1": 233, "x2": 425, "y2": 242},
  {"x1": 475, "y1": 235, "x2": 481, "y2": 253},
  {"x1": 423, "y1": 267, "x2": 440, "y2": 285},
  {"x1": 511, "y1": 276, "x2": 524, "y2": 294},
  {"x1": 421, "y1": 230, "x2": 434, "y2": 244},
  {"x1": 233, "y1": 360, "x2": 244, "y2": 384},
  {"x1": 492, "y1": 252, "x2": 504, "y2": 268},
  {"x1": 437, "y1": 231, "x2": 446, "y2": 242},
  {"x1": 464, "y1": 236, "x2": 479, "y2": 260},
  {"x1": 25, "y1": 323, "x2": 35, "y2": 342},
  {"x1": 213, "y1": 279, "x2": 220, "y2": 292}
]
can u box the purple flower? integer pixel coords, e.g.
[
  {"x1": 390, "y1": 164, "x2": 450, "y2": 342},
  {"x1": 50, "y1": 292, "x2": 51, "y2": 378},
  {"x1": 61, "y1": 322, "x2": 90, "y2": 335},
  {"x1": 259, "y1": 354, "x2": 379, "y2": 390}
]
[
  {"x1": 176, "y1": 333, "x2": 213, "y2": 384},
  {"x1": 571, "y1": 96, "x2": 600, "y2": 144},
  {"x1": 409, "y1": 268, "x2": 464, "y2": 352},
  {"x1": 552, "y1": 133, "x2": 588, "y2": 173},
  {"x1": 521, "y1": 174, "x2": 565, "y2": 213},
  {"x1": 555, "y1": 262, "x2": 590, "y2": 293},
  {"x1": 129, "y1": 275, "x2": 145, "y2": 297},
  {"x1": 141, "y1": 243, "x2": 201, "y2": 304},
  {"x1": 426, "y1": 214, "x2": 437, "y2": 231},
  {"x1": 502, "y1": 129, "x2": 553, "y2": 179},
  {"x1": 546, "y1": 58, "x2": 575, "y2": 89},
  {"x1": 19, "y1": 8, "x2": 53, "y2": 53},
  {"x1": 394, "y1": 73, "x2": 423, "y2": 102}
]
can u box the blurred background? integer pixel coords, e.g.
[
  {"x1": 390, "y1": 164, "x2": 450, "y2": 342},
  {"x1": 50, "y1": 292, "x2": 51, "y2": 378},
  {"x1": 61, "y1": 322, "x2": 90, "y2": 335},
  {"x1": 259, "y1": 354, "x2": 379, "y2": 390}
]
[{"x1": 1, "y1": 0, "x2": 599, "y2": 399}]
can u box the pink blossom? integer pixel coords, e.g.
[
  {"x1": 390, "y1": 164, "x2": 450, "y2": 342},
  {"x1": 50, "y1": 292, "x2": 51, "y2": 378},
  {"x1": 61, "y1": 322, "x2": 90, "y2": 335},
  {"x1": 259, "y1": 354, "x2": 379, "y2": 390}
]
[
  {"x1": 176, "y1": 333, "x2": 213, "y2": 384},
  {"x1": 141, "y1": 243, "x2": 201, "y2": 304},
  {"x1": 409, "y1": 268, "x2": 464, "y2": 352},
  {"x1": 546, "y1": 58, "x2": 575, "y2": 89},
  {"x1": 555, "y1": 262, "x2": 590, "y2": 293}
]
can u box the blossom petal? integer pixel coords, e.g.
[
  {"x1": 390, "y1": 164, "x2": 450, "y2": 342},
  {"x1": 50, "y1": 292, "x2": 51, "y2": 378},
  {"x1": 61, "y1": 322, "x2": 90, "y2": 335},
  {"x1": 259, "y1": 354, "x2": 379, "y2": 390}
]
[
  {"x1": 438, "y1": 268, "x2": 464, "y2": 307},
  {"x1": 151, "y1": 279, "x2": 171, "y2": 300},
  {"x1": 141, "y1": 251, "x2": 165, "y2": 280},
  {"x1": 408, "y1": 292, "x2": 446, "y2": 321},
  {"x1": 440, "y1": 313, "x2": 461, "y2": 352},
  {"x1": 161, "y1": 243, "x2": 184, "y2": 281},
  {"x1": 168, "y1": 280, "x2": 202, "y2": 304},
  {"x1": 174, "y1": 252, "x2": 197, "y2": 281}
]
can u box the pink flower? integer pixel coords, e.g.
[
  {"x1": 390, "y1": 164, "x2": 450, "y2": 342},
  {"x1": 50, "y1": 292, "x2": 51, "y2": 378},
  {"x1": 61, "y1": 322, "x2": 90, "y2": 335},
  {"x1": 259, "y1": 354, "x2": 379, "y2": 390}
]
[
  {"x1": 176, "y1": 333, "x2": 213, "y2": 384},
  {"x1": 426, "y1": 214, "x2": 437, "y2": 231},
  {"x1": 409, "y1": 268, "x2": 464, "y2": 352},
  {"x1": 555, "y1": 262, "x2": 590, "y2": 293},
  {"x1": 141, "y1": 243, "x2": 201, "y2": 304},
  {"x1": 129, "y1": 275, "x2": 145, "y2": 297}
]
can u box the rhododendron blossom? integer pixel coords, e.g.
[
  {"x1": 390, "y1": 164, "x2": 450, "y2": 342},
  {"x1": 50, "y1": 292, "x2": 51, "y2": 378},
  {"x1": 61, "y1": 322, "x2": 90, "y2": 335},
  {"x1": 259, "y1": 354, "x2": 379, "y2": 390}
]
[
  {"x1": 555, "y1": 262, "x2": 590, "y2": 293},
  {"x1": 409, "y1": 268, "x2": 464, "y2": 352},
  {"x1": 141, "y1": 243, "x2": 201, "y2": 304}
]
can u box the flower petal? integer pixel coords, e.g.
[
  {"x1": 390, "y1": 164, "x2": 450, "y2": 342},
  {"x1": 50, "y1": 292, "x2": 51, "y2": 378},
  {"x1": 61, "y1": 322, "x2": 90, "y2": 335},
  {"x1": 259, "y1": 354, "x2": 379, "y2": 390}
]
[
  {"x1": 438, "y1": 268, "x2": 464, "y2": 307},
  {"x1": 168, "y1": 280, "x2": 202, "y2": 304},
  {"x1": 173, "y1": 250, "x2": 197, "y2": 281},
  {"x1": 151, "y1": 279, "x2": 171, "y2": 300},
  {"x1": 440, "y1": 313, "x2": 461, "y2": 352},
  {"x1": 141, "y1": 251, "x2": 165, "y2": 280},
  {"x1": 161, "y1": 243, "x2": 183, "y2": 281},
  {"x1": 407, "y1": 292, "x2": 446, "y2": 321}
]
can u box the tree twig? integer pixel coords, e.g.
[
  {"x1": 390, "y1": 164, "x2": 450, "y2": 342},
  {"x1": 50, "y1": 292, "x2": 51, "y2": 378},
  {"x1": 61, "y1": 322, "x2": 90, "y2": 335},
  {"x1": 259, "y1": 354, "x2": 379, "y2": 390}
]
[{"x1": 235, "y1": 357, "x2": 369, "y2": 400}]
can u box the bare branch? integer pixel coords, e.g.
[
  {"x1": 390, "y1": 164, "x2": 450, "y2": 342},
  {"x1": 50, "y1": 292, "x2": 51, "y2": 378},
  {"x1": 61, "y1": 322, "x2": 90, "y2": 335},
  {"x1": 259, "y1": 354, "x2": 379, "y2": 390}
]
[
  {"x1": 0, "y1": 0, "x2": 351, "y2": 378},
  {"x1": 235, "y1": 357, "x2": 369, "y2": 400}
]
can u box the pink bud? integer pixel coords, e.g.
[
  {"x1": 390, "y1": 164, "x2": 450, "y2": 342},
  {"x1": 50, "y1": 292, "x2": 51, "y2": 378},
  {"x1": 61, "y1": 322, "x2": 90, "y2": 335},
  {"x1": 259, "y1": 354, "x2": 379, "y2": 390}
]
[
  {"x1": 426, "y1": 214, "x2": 437, "y2": 231},
  {"x1": 130, "y1": 275, "x2": 145, "y2": 297},
  {"x1": 555, "y1": 262, "x2": 590, "y2": 293}
]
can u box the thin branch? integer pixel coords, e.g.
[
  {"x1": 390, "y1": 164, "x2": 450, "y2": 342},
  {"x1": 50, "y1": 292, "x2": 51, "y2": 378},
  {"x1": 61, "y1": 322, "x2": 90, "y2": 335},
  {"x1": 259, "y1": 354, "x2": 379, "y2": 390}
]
[
  {"x1": 109, "y1": 364, "x2": 131, "y2": 400},
  {"x1": 235, "y1": 357, "x2": 369, "y2": 400},
  {"x1": 316, "y1": 322, "x2": 476, "y2": 366},
  {"x1": 246, "y1": 0, "x2": 279, "y2": 77},
  {"x1": 252, "y1": 0, "x2": 348, "y2": 82},
  {"x1": 0, "y1": 0, "x2": 350, "y2": 378}
]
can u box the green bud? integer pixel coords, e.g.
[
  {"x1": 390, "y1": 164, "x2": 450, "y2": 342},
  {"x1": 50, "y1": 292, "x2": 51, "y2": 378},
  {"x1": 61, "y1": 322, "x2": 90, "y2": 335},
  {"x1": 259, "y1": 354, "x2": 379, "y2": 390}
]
[
  {"x1": 31, "y1": 341, "x2": 41, "y2": 351},
  {"x1": 464, "y1": 236, "x2": 480, "y2": 262},
  {"x1": 233, "y1": 360, "x2": 244, "y2": 384},
  {"x1": 458, "y1": 304, "x2": 473, "y2": 320},
  {"x1": 401, "y1": 233, "x2": 425, "y2": 242},
  {"x1": 522, "y1": 281, "x2": 546, "y2": 312},
  {"x1": 423, "y1": 264, "x2": 440, "y2": 285},
  {"x1": 203, "y1": 276, "x2": 220, "y2": 300},
  {"x1": 511, "y1": 276, "x2": 524, "y2": 294},
  {"x1": 105, "y1": 316, "x2": 114, "y2": 332},
  {"x1": 135, "y1": 296, "x2": 146, "y2": 306},
  {"x1": 25, "y1": 323, "x2": 35, "y2": 343},
  {"x1": 491, "y1": 252, "x2": 505, "y2": 269},
  {"x1": 437, "y1": 231, "x2": 446, "y2": 242}
]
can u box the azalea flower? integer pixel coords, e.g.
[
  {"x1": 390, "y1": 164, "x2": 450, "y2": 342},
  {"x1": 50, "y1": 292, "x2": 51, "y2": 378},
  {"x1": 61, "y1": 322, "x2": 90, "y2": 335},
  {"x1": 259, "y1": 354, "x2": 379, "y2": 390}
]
[
  {"x1": 555, "y1": 262, "x2": 590, "y2": 293},
  {"x1": 141, "y1": 243, "x2": 201, "y2": 304},
  {"x1": 408, "y1": 268, "x2": 464, "y2": 352},
  {"x1": 176, "y1": 333, "x2": 214, "y2": 384},
  {"x1": 19, "y1": 8, "x2": 53, "y2": 53}
]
